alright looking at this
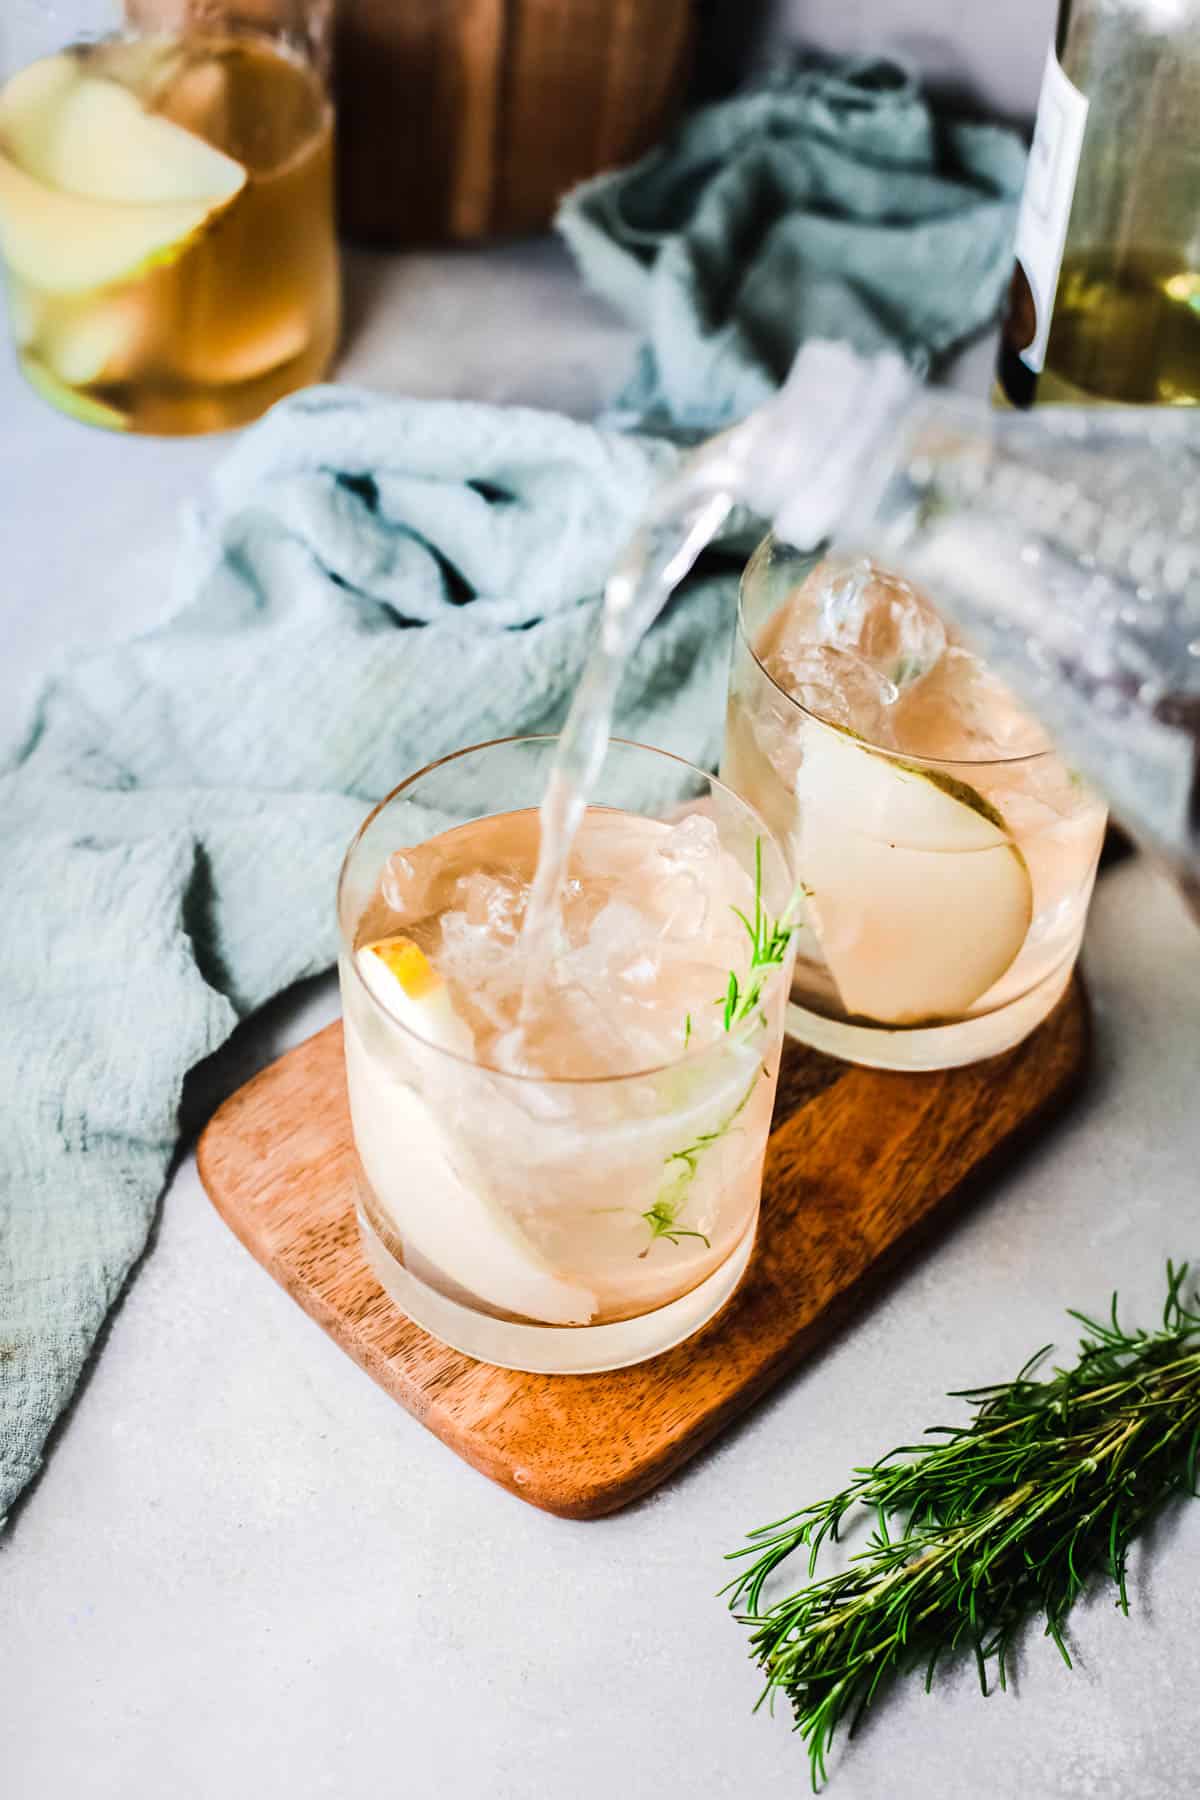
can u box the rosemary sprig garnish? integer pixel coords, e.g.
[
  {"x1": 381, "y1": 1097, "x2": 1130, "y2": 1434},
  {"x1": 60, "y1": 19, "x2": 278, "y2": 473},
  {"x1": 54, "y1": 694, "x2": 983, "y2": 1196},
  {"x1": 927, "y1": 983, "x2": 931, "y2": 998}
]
[
  {"x1": 724, "y1": 1263, "x2": 1200, "y2": 1790},
  {"x1": 640, "y1": 1070, "x2": 760, "y2": 1252},
  {"x1": 720, "y1": 837, "x2": 798, "y2": 1034},
  {"x1": 641, "y1": 1200, "x2": 711, "y2": 1250},
  {"x1": 645, "y1": 840, "x2": 795, "y2": 1253}
]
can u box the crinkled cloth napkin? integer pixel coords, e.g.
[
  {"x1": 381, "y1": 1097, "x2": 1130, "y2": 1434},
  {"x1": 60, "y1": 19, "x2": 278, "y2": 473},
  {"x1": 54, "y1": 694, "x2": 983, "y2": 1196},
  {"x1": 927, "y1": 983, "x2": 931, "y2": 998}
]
[
  {"x1": 0, "y1": 388, "x2": 749, "y2": 1523},
  {"x1": 557, "y1": 54, "x2": 1026, "y2": 430}
]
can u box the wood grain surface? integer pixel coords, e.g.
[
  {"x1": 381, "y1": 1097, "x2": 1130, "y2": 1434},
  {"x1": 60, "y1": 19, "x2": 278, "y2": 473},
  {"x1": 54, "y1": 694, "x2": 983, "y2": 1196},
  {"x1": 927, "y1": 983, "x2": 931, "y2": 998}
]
[
  {"x1": 197, "y1": 979, "x2": 1089, "y2": 1518},
  {"x1": 123, "y1": 0, "x2": 691, "y2": 243},
  {"x1": 332, "y1": 0, "x2": 692, "y2": 244}
]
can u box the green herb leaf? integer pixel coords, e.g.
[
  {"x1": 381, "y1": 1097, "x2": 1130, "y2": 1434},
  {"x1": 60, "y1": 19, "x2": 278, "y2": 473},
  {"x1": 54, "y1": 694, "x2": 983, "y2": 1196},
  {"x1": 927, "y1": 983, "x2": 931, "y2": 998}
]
[
  {"x1": 644, "y1": 1071, "x2": 760, "y2": 1252},
  {"x1": 723, "y1": 1263, "x2": 1200, "y2": 1791},
  {"x1": 715, "y1": 836, "x2": 799, "y2": 1036},
  {"x1": 656, "y1": 838, "x2": 796, "y2": 1254},
  {"x1": 641, "y1": 1199, "x2": 711, "y2": 1249}
]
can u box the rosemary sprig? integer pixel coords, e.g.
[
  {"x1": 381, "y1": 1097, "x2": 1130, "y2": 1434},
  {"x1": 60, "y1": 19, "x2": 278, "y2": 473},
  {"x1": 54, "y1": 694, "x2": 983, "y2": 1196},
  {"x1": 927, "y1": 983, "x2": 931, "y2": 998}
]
[
  {"x1": 645, "y1": 840, "x2": 795, "y2": 1253},
  {"x1": 641, "y1": 1070, "x2": 760, "y2": 1252},
  {"x1": 724, "y1": 1263, "x2": 1200, "y2": 1790},
  {"x1": 641, "y1": 1199, "x2": 711, "y2": 1250},
  {"x1": 720, "y1": 838, "x2": 798, "y2": 1034}
]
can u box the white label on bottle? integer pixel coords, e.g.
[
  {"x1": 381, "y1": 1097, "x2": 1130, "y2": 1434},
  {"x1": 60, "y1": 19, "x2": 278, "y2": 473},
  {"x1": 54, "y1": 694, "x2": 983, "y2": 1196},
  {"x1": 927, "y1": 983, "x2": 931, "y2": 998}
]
[{"x1": 1011, "y1": 48, "x2": 1090, "y2": 374}]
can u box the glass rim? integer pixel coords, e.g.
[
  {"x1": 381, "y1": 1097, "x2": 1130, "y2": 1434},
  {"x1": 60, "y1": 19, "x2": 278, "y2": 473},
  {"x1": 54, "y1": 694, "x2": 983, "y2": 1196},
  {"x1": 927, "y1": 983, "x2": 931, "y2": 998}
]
[
  {"x1": 337, "y1": 733, "x2": 796, "y2": 1088},
  {"x1": 737, "y1": 541, "x2": 1058, "y2": 772},
  {"x1": 28, "y1": 20, "x2": 332, "y2": 81}
]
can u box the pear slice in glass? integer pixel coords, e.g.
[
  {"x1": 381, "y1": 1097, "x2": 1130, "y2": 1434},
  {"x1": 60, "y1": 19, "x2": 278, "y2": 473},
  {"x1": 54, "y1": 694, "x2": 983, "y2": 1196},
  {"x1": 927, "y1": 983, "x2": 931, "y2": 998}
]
[{"x1": 794, "y1": 721, "x2": 1034, "y2": 1026}]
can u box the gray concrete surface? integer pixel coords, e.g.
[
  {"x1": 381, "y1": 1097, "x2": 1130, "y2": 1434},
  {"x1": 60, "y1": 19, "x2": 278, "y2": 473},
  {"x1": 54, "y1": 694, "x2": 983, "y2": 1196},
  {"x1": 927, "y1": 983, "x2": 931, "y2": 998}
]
[{"x1": 2, "y1": 240, "x2": 1199, "y2": 1800}]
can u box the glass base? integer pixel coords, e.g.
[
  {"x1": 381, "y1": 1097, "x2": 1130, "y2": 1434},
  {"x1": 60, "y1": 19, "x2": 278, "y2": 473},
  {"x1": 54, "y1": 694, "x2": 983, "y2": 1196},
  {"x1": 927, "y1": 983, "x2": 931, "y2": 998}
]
[
  {"x1": 357, "y1": 1207, "x2": 757, "y2": 1374},
  {"x1": 17, "y1": 333, "x2": 337, "y2": 438},
  {"x1": 786, "y1": 960, "x2": 1074, "y2": 1071}
]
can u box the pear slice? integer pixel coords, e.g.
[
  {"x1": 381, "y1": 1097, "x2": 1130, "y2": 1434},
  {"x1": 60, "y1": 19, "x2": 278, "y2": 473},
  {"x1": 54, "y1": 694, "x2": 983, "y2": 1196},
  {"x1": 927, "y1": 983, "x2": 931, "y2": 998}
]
[
  {"x1": 38, "y1": 292, "x2": 155, "y2": 385},
  {"x1": 794, "y1": 722, "x2": 1033, "y2": 1025},
  {"x1": 7, "y1": 281, "x2": 39, "y2": 347},
  {"x1": 0, "y1": 52, "x2": 245, "y2": 294},
  {"x1": 0, "y1": 53, "x2": 79, "y2": 160},
  {"x1": 351, "y1": 939, "x2": 596, "y2": 1323},
  {"x1": 19, "y1": 354, "x2": 129, "y2": 429},
  {"x1": 0, "y1": 52, "x2": 246, "y2": 204},
  {"x1": 344, "y1": 1017, "x2": 598, "y2": 1327}
]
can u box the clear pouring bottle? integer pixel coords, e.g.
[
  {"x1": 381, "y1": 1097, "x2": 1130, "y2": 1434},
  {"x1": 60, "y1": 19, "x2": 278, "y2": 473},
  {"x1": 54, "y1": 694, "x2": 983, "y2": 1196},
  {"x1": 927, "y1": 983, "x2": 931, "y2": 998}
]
[{"x1": 646, "y1": 345, "x2": 1200, "y2": 914}]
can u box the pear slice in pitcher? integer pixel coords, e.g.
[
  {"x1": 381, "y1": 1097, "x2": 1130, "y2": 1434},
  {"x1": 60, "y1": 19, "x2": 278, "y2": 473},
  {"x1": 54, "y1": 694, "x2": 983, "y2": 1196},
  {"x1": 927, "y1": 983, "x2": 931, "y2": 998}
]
[
  {"x1": 0, "y1": 52, "x2": 245, "y2": 295},
  {"x1": 36, "y1": 292, "x2": 157, "y2": 387},
  {"x1": 794, "y1": 722, "x2": 1033, "y2": 1025}
]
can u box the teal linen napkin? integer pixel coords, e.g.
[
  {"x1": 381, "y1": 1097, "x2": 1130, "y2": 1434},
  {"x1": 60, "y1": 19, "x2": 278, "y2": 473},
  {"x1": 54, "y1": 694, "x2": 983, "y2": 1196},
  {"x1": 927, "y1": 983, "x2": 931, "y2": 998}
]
[
  {"x1": 0, "y1": 388, "x2": 743, "y2": 1523},
  {"x1": 557, "y1": 55, "x2": 1026, "y2": 430}
]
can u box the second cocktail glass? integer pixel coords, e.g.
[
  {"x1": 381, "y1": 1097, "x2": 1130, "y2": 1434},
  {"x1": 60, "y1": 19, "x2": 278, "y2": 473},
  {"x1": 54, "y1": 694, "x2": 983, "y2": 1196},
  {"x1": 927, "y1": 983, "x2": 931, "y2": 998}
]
[{"x1": 721, "y1": 537, "x2": 1107, "y2": 1071}]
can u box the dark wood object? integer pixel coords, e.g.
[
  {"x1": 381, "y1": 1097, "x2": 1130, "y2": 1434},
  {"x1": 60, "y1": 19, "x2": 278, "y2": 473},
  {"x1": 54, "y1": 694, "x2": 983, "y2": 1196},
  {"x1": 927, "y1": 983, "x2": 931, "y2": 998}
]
[{"x1": 333, "y1": 0, "x2": 692, "y2": 244}]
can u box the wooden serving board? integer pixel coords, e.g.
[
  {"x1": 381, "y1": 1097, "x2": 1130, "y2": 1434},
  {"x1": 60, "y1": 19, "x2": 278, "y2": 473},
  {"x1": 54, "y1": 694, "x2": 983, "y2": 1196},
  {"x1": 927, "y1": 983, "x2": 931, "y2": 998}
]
[{"x1": 198, "y1": 979, "x2": 1089, "y2": 1519}]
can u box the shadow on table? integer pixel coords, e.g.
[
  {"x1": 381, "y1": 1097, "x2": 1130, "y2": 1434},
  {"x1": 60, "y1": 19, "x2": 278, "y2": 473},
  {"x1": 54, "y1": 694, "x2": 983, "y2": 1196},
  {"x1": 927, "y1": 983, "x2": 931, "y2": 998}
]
[
  {"x1": 336, "y1": 245, "x2": 397, "y2": 367},
  {"x1": 178, "y1": 970, "x2": 338, "y2": 1146}
]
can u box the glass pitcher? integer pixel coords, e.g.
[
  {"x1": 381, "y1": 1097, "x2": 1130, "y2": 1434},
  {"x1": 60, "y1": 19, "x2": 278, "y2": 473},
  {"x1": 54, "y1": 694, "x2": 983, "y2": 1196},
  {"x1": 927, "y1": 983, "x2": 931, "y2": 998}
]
[{"x1": 0, "y1": 0, "x2": 339, "y2": 433}]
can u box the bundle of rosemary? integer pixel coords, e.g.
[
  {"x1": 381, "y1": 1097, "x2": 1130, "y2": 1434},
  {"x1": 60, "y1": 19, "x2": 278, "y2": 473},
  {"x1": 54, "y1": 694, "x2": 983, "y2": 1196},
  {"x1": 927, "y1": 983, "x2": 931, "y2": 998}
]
[{"x1": 725, "y1": 1264, "x2": 1200, "y2": 1789}]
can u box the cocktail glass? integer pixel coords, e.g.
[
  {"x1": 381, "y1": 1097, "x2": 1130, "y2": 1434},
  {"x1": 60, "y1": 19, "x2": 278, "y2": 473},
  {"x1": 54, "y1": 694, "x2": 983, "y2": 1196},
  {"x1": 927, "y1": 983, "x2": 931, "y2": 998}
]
[
  {"x1": 337, "y1": 736, "x2": 795, "y2": 1374},
  {"x1": 721, "y1": 536, "x2": 1108, "y2": 1071}
]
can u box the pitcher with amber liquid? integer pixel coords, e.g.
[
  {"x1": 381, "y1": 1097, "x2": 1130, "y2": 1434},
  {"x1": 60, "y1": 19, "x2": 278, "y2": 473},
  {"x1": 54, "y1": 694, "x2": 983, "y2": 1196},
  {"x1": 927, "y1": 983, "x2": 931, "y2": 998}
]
[{"x1": 0, "y1": 1, "x2": 339, "y2": 433}]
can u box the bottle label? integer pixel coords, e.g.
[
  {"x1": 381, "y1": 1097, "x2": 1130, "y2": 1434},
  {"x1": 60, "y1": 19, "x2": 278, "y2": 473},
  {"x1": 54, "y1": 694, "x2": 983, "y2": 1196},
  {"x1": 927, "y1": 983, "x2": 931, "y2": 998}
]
[{"x1": 1006, "y1": 48, "x2": 1090, "y2": 376}]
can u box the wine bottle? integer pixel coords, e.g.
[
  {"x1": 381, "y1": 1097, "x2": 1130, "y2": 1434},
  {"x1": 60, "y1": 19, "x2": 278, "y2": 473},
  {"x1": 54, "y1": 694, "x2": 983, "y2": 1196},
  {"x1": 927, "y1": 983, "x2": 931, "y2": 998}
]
[{"x1": 995, "y1": 0, "x2": 1200, "y2": 408}]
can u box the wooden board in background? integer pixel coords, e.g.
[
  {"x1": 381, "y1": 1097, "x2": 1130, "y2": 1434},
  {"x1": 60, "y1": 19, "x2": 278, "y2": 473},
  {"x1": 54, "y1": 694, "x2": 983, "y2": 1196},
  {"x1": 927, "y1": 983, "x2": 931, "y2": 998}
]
[
  {"x1": 198, "y1": 980, "x2": 1089, "y2": 1518},
  {"x1": 124, "y1": 0, "x2": 693, "y2": 244}
]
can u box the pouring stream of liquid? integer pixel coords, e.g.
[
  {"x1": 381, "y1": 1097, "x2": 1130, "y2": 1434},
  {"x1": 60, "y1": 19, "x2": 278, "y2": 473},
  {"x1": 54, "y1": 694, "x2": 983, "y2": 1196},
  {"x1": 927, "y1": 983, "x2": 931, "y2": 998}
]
[{"x1": 518, "y1": 488, "x2": 735, "y2": 997}]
